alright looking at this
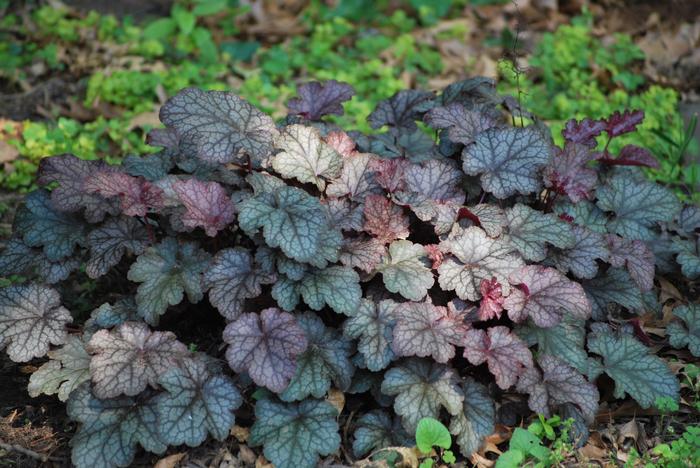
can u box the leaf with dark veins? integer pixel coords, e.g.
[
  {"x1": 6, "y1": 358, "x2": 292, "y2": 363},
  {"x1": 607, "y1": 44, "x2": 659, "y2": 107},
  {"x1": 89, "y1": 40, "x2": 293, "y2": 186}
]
[
  {"x1": 606, "y1": 235, "x2": 655, "y2": 291},
  {"x1": 377, "y1": 240, "x2": 434, "y2": 301},
  {"x1": 561, "y1": 118, "x2": 605, "y2": 148},
  {"x1": 37, "y1": 154, "x2": 119, "y2": 223},
  {"x1": 549, "y1": 225, "x2": 609, "y2": 279},
  {"x1": 156, "y1": 357, "x2": 242, "y2": 446},
  {"x1": 463, "y1": 326, "x2": 533, "y2": 389},
  {"x1": 603, "y1": 110, "x2": 644, "y2": 137},
  {"x1": 543, "y1": 142, "x2": 601, "y2": 203},
  {"x1": 504, "y1": 203, "x2": 575, "y2": 262},
  {"x1": 87, "y1": 321, "x2": 187, "y2": 398},
  {"x1": 478, "y1": 278, "x2": 505, "y2": 321},
  {"x1": 28, "y1": 335, "x2": 90, "y2": 402},
  {"x1": 160, "y1": 87, "x2": 278, "y2": 165},
  {"x1": 363, "y1": 194, "x2": 410, "y2": 243},
  {"x1": 339, "y1": 237, "x2": 386, "y2": 273},
  {"x1": 326, "y1": 152, "x2": 382, "y2": 201},
  {"x1": 0, "y1": 284, "x2": 71, "y2": 363},
  {"x1": 343, "y1": 298, "x2": 398, "y2": 371},
  {"x1": 369, "y1": 89, "x2": 435, "y2": 131},
  {"x1": 392, "y1": 301, "x2": 468, "y2": 363},
  {"x1": 504, "y1": 265, "x2": 591, "y2": 327},
  {"x1": 449, "y1": 378, "x2": 495, "y2": 457},
  {"x1": 424, "y1": 103, "x2": 497, "y2": 145},
  {"x1": 86, "y1": 217, "x2": 149, "y2": 279},
  {"x1": 223, "y1": 308, "x2": 307, "y2": 393}
]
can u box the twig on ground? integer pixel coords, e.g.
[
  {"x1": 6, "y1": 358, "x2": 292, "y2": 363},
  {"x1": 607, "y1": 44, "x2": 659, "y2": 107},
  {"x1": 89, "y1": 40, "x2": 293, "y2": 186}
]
[{"x1": 0, "y1": 440, "x2": 61, "y2": 462}]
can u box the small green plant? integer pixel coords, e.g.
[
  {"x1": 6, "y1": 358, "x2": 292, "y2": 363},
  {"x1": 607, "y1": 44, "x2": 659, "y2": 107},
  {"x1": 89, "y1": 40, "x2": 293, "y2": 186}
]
[
  {"x1": 415, "y1": 418, "x2": 456, "y2": 466},
  {"x1": 496, "y1": 416, "x2": 575, "y2": 468}
]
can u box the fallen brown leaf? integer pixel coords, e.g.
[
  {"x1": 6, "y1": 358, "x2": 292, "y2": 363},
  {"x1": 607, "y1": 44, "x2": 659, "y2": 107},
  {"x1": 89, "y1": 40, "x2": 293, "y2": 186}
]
[
  {"x1": 230, "y1": 424, "x2": 249, "y2": 443},
  {"x1": 153, "y1": 452, "x2": 186, "y2": 468},
  {"x1": 326, "y1": 388, "x2": 345, "y2": 414},
  {"x1": 0, "y1": 141, "x2": 19, "y2": 164}
]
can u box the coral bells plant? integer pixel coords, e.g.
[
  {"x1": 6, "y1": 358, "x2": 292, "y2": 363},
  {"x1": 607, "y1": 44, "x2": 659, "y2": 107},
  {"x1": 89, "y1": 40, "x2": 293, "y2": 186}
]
[{"x1": 1, "y1": 77, "x2": 698, "y2": 468}]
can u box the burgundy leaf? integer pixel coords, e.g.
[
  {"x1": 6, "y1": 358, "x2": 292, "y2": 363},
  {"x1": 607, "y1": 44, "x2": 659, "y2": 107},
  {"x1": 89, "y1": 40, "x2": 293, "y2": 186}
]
[
  {"x1": 478, "y1": 278, "x2": 504, "y2": 321},
  {"x1": 606, "y1": 235, "x2": 655, "y2": 291},
  {"x1": 173, "y1": 178, "x2": 235, "y2": 236},
  {"x1": 287, "y1": 80, "x2": 355, "y2": 120},
  {"x1": 543, "y1": 143, "x2": 601, "y2": 203},
  {"x1": 604, "y1": 110, "x2": 644, "y2": 137},
  {"x1": 368, "y1": 158, "x2": 410, "y2": 193},
  {"x1": 85, "y1": 170, "x2": 164, "y2": 217},
  {"x1": 561, "y1": 118, "x2": 605, "y2": 148},
  {"x1": 223, "y1": 308, "x2": 308, "y2": 393},
  {"x1": 339, "y1": 237, "x2": 387, "y2": 273},
  {"x1": 599, "y1": 145, "x2": 660, "y2": 169},
  {"x1": 463, "y1": 326, "x2": 533, "y2": 389},
  {"x1": 503, "y1": 265, "x2": 591, "y2": 327},
  {"x1": 37, "y1": 154, "x2": 119, "y2": 223},
  {"x1": 363, "y1": 195, "x2": 409, "y2": 244},
  {"x1": 424, "y1": 244, "x2": 444, "y2": 269},
  {"x1": 392, "y1": 301, "x2": 468, "y2": 363}
]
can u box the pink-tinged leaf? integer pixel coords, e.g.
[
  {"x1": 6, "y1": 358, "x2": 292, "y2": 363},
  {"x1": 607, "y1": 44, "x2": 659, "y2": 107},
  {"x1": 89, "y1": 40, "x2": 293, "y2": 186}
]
[
  {"x1": 458, "y1": 204, "x2": 506, "y2": 237},
  {"x1": 324, "y1": 130, "x2": 357, "y2": 157},
  {"x1": 599, "y1": 145, "x2": 660, "y2": 169},
  {"x1": 37, "y1": 154, "x2": 119, "y2": 223},
  {"x1": 363, "y1": 194, "x2": 410, "y2": 243},
  {"x1": 223, "y1": 308, "x2": 308, "y2": 393},
  {"x1": 368, "y1": 158, "x2": 410, "y2": 193},
  {"x1": 85, "y1": 170, "x2": 164, "y2": 217},
  {"x1": 604, "y1": 110, "x2": 644, "y2": 137},
  {"x1": 392, "y1": 301, "x2": 468, "y2": 363},
  {"x1": 479, "y1": 278, "x2": 504, "y2": 321},
  {"x1": 339, "y1": 237, "x2": 387, "y2": 273},
  {"x1": 87, "y1": 321, "x2": 188, "y2": 398},
  {"x1": 606, "y1": 235, "x2": 655, "y2": 291},
  {"x1": 172, "y1": 178, "x2": 235, "y2": 236},
  {"x1": 516, "y1": 355, "x2": 599, "y2": 423},
  {"x1": 425, "y1": 244, "x2": 444, "y2": 269},
  {"x1": 423, "y1": 103, "x2": 497, "y2": 145},
  {"x1": 462, "y1": 326, "x2": 533, "y2": 389},
  {"x1": 287, "y1": 80, "x2": 355, "y2": 120},
  {"x1": 543, "y1": 143, "x2": 601, "y2": 203},
  {"x1": 326, "y1": 153, "x2": 382, "y2": 202},
  {"x1": 503, "y1": 266, "x2": 591, "y2": 327},
  {"x1": 561, "y1": 118, "x2": 606, "y2": 148}
]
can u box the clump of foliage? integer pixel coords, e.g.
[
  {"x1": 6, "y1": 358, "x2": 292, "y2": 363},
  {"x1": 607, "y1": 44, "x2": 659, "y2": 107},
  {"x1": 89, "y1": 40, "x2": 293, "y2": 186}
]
[
  {"x1": 2, "y1": 77, "x2": 698, "y2": 468},
  {"x1": 498, "y1": 11, "x2": 699, "y2": 201}
]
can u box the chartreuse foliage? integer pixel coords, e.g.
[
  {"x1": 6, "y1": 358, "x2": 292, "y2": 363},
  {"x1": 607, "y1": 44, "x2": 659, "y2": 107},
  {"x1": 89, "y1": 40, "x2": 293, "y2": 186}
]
[{"x1": 1, "y1": 76, "x2": 697, "y2": 467}]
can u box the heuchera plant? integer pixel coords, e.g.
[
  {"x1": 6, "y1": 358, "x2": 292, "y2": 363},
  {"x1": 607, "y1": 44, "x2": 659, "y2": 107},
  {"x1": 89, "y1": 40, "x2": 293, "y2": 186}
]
[{"x1": 1, "y1": 77, "x2": 697, "y2": 468}]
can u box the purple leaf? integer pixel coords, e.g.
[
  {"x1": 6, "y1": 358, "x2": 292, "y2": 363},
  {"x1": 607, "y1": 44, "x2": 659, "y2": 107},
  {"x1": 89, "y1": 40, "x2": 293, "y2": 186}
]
[
  {"x1": 606, "y1": 235, "x2": 655, "y2": 291},
  {"x1": 173, "y1": 178, "x2": 235, "y2": 236},
  {"x1": 85, "y1": 170, "x2": 164, "y2": 217},
  {"x1": 368, "y1": 158, "x2": 410, "y2": 193},
  {"x1": 424, "y1": 103, "x2": 498, "y2": 145},
  {"x1": 517, "y1": 355, "x2": 600, "y2": 423},
  {"x1": 37, "y1": 154, "x2": 119, "y2": 223},
  {"x1": 463, "y1": 326, "x2": 533, "y2": 389},
  {"x1": 87, "y1": 321, "x2": 187, "y2": 398},
  {"x1": 599, "y1": 145, "x2": 660, "y2": 169},
  {"x1": 86, "y1": 217, "x2": 150, "y2": 279},
  {"x1": 369, "y1": 90, "x2": 435, "y2": 131},
  {"x1": 561, "y1": 118, "x2": 605, "y2": 148},
  {"x1": 363, "y1": 194, "x2": 410, "y2": 244},
  {"x1": 504, "y1": 265, "x2": 591, "y2": 327},
  {"x1": 287, "y1": 80, "x2": 355, "y2": 120},
  {"x1": 392, "y1": 301, "x2": 468, "y2": 363},
  {"x1": 543, "y1": 142, "x2": 601, "y2": 203},
  {"x1": 603, "y1": 110, "x2": 644, "y2": 138},
  {"x1": 223, "y1": 308, "x2": 308, "y2": 393}
]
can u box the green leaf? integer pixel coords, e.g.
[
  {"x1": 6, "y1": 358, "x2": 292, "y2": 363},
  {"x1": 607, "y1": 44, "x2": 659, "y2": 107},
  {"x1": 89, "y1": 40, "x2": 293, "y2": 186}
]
[
  {"x1": 142, "y1": 18, "x2": 177, "y2": 40},
  {"x1": 298, "y1": 266, "x2": 361, "y2": 315},
  {"x1": 667, "y1": 304, "x2": 700, "y2": 357},
  {"x1": 127, "y1": 238, "x2": 211, "y2": 325},
  {"x1": 518, "y1": 317, "x2": 589, "y2": 374},
  {"x1": 352, "y1": 410, "x2": 413, "y2": 458},
  {"x1": 249, "y1": 398, "x2": 340, "y2": 468},
  {"x1": 381, "y1": 358, "x2": 464, "y2": 432},
  {"x1": 157, "y1": 357, "x2": 242, "y2": 446},
  {"x1": 28, "y1": 335, "x2": 90, "y2": 402},
  {"x1": 449, "y1": 378, "x2": 495, "y2": 457},
  {"x1": 192, "y1": 28, "x2": 218, "y2": 63},
  {"x1": 14, "y1": 190, "x2": 86, "y2": 262},
  {"x1": 192, "y1": 0, "x2": 228, "y2": 16},
  {"x1": 504, "y1": 203, "x2": 574, "y2": 262},
  {"x1": 67, "y1": 384, "x2": 165, "y2": 468},
  {"x1": 239, "y1": 186, "x2": 337, "y2": 264},
  {"x1": 377, "y1": 240, "x2": 434, "y2": 301},
  {"x1": 280, "y1": 312, "x2": 354, "y2": 401},
  {"x1": 582, "y1": 268, "x2": 644, "y2": 319},
  {"x1": 172, "y1": 5, "x2": 196, "y2": 35},
  {"x1": 509, "y1": 427, "x2": 549, "y2": 461},
  {"x1": 443, "y1": 450, "x2": 456, "y2": 464},
  {"x1": 596, "y1": 170, "x2": 680, "y2": 240},
  {"x1": 416, "y1": 417, "x2": 451, "y2": 453},
  {"x1": 587, "y1": 327, "x2": 679, "y2": 408},
  {"x1": 495, "y1": 449, "x2": 525, "y2": 468}
]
